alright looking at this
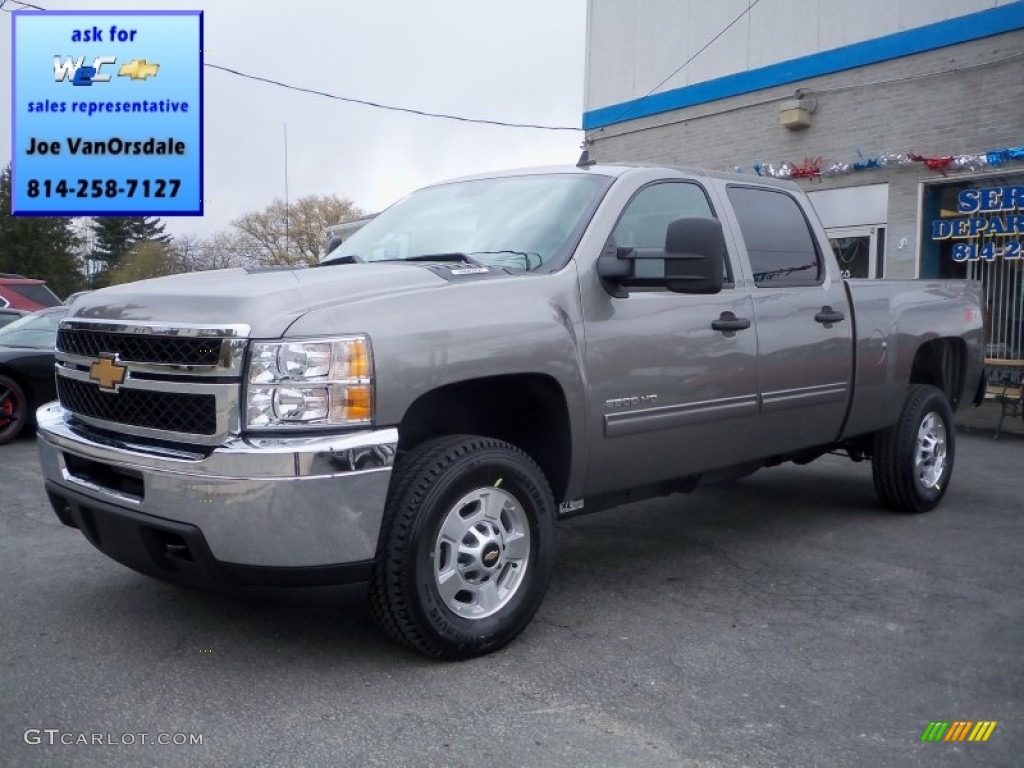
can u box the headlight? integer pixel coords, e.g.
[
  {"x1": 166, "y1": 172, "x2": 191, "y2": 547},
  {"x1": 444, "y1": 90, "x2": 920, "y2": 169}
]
[{"x1": 245, "y1": 336, "x2": 373, "y2": 429}]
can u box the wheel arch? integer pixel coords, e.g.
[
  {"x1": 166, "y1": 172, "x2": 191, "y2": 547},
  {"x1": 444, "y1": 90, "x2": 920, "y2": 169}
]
[
  {"x1": 396, "y1": 373, "x2": 573, "y2": 502},
  {"x1": 909, "y1": 337, "x2": 968, "y2": 409}
]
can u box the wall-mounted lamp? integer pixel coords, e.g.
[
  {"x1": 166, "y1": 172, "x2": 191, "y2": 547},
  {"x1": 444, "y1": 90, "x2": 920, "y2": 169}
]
[{"x1": 779, "y1": 97, "x2": 814, "y2": 130}]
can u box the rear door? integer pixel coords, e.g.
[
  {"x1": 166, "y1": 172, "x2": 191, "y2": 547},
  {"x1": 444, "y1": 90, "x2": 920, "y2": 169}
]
[{"x1": 722, "y1": 185, "x2": 854, "y2": 455}]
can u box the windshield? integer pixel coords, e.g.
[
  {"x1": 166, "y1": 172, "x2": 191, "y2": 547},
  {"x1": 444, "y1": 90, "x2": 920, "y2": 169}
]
[
  {"x1": 325, "y1": 173, "x2": 611, "y2": 271},
  {"x1": 0, "y1": 308, "x2": 66, "y2": 349}
]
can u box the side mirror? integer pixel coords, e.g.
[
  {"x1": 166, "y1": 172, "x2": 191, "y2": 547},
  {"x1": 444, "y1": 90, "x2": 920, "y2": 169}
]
[
  {"x1": 325, "y1": 236, "x2": 344, "y2": 255},
  {"x1": 596, "y1": 217, "x2": 726, "y2": 296},
  {"x1": 663, "y1": 217, "x2": 725, "y2": 294},
  {"x1": 596, "y1": 238, "x2": 631, "y2": 298}
]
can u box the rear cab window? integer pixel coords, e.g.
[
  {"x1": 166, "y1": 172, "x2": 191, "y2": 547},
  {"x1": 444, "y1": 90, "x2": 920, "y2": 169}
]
[{"x1": 726, "y1": 186, "x2": 823, "y2": 287}]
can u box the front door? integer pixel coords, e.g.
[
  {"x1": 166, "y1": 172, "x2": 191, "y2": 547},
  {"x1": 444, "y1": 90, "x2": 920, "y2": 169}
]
[{"x1": 581, "y1": 181, "x2": 761, "y2": 495}]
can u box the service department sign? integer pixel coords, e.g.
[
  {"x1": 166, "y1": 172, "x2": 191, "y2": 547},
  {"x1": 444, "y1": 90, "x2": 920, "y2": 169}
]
[{"x1": 930, "y1": 184, "x2": 1024, "y2": 262}]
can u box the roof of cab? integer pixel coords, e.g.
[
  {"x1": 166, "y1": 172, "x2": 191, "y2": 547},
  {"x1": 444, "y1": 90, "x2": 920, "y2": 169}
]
[{"x1": 422, "y1": 163, "x2": 801, "y2": 191}]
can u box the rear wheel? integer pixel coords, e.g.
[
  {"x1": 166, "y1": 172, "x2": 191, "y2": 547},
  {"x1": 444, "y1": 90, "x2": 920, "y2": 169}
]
[
  {"x1": 872, "y1": 384, "x2": 955, "y2": 513},
  {"x1": 0, "y1": 374, "x2": 28, "y2": 445},
  {"x1": 369, "y1": 435, "x2": 557, "y2": 659}
]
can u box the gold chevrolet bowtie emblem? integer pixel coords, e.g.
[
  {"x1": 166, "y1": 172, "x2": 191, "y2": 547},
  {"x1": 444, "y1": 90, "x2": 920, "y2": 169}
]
[
  {"x1": 89, "y1": 355, "x2": 127, "y2": 391},
  {"x1": 118, "y1": 59, "x2": 159, "y2": 80}
]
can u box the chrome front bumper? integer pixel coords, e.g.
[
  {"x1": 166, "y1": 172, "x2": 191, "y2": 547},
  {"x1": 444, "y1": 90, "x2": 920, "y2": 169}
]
[{"x1": 36, "y1": 402, "x2": 396, "y2": 574}]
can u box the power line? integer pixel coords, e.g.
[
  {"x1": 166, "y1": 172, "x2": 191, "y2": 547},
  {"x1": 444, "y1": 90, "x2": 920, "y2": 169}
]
[
  {"x1": 203, "y1": 63, "x2": 579, "y2": 131},
  {"x1": 599, "y1": 0, "x2": 764, "y2": 127},
  {"x1": 1, "y1": 0, "x2": 581, "y2": 132}
]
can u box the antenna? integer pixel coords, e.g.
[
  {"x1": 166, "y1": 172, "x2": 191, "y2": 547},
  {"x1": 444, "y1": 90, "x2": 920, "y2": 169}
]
[{"x1": 576, "y1": 149, "x2": 596, "y2": 168}]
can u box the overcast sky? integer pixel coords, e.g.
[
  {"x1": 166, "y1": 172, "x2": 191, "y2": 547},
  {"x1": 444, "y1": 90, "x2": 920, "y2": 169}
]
[{"x1": 1, "y1": 0, "x2": 587, "y2": 239}]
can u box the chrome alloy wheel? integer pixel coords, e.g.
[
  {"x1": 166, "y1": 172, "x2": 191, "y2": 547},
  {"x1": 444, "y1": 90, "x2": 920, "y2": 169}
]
[
  {"x1": 914, "y1": 412, "x2": 947, "y2": 489},
  {"x1": 432, "y1": 486, "x2": 531, "y2": 620}
]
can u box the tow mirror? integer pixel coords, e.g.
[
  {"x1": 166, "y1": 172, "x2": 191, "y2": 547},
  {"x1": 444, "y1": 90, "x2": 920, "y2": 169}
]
[
  {"x1": 663, "y1": 217, "x2": 725, "y2": 294},
  {"x1": 597, "y1": 217, "x2": 726, "y2": 296}
]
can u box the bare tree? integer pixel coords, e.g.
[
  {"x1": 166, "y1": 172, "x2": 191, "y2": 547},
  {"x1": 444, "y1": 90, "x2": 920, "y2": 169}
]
[
  {"x1": 168, "y1": 234, "x2": 204, "y2": 273},
  {"x1": 232, "y1": 195, "x2": 364, "y2": 267},
  {"x1": 165, "y1": 233, "x2": 260, "y2": 273}
]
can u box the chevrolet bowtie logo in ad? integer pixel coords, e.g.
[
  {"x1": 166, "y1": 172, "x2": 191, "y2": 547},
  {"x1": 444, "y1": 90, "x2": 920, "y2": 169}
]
[
  {"x1": 89, "y1": 355, "x2": 128, "y2": 391},
  {"x1": 118, "y1": 58, "x2": 159, "y2": 80}
]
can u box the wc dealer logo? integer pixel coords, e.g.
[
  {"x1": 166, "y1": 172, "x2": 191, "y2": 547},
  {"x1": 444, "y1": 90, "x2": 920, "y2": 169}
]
[
  {"x1": 54, "y1": 56, "x2": 159, "y2": 86},
  {"x1": 921, "y1": 720, "x2": 998, "y2": 742}
]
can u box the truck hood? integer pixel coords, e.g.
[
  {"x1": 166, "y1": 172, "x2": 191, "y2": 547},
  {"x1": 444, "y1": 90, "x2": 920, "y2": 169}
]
[{"x1": 67, "y1": 263, "x2": 449, "y2": 338}]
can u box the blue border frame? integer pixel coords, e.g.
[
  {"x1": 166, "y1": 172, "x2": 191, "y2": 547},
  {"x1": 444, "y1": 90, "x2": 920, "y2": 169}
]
[
  {"x1": 584, "y1": 2, "x2": 1024, "y2": 130},
  {"x1": 10, "y1": 9, "x2": 204, "y2": 217}
]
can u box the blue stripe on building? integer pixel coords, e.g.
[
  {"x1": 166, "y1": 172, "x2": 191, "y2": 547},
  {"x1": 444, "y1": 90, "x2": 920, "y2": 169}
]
[{"x1": 583, "y1": 2, "x2": 1024, "y2": 130}]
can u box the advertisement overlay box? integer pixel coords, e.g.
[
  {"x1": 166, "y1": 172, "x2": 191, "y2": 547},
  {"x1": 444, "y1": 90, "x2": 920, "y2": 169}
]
[{"x1": 11, "y1": 10, "x2": 203, "y2": 216}]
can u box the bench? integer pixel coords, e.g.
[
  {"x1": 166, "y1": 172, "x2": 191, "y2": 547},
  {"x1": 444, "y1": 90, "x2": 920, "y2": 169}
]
[{"x1": 984, "y1": 359, "x2": 1024, "y2": 440}]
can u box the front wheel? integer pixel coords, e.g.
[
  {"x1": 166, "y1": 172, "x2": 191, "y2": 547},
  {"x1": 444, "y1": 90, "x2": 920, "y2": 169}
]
[
  {"x1": 872, "y1": 384, "x2": 955, "y2": 513},
  {"x1": 369, "y1": 435, "x2": 557, "y2": 659}
]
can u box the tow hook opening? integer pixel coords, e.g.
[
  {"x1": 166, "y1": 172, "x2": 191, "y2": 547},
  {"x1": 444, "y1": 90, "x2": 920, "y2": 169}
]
[{"x1": 154, "y1": 530, "x2": 194, "y2": 562}]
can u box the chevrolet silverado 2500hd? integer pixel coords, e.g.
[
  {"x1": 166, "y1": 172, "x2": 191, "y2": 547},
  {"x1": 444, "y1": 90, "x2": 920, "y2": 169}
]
[{"x1": 36, "y1": 165, "x2": 985, "y2": 659}]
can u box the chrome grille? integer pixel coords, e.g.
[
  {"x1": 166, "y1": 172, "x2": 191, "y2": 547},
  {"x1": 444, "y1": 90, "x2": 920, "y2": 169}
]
[
  {"x1": 54, "y1": 320, "x2": 249, "y2": 445},
  {"x1": 57, "y1": 328, "x2": 222, "y2": 366},
  {"x1": 57, "y1": 377, "x2": 217, "y2": 435}
]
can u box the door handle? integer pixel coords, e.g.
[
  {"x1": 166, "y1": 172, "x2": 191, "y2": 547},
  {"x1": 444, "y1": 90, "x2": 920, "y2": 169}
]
[
  {"x1": 711, "y1": 312, "x2": 752, "y2": 332},
  {"x1": 814, "y1": 306, "x2": 846, "y2": 325}
]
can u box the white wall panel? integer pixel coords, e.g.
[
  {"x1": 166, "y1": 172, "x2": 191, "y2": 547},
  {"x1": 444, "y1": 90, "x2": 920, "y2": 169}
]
[
  {"x1": 585, "y1": 0, "x2": 639, "y2": 109},
  {"x1": 682, "y1": 1, "x2": 752, "y2": 87},
  {"x1": 633, "y1": 0, "x2": 693, "y2": 95},
  {"x1": 748, "y1": 0, "x2": 821, "y2": 71},
  {"x1": 816, "y1": 4, "x2": 901, "y2": 53},
  {"x1": 898, "y1": 0, "x2": 997, "y2": 30},
  {"x1": 586, "y1": 0, "x2": 1004, "y2": 111}
]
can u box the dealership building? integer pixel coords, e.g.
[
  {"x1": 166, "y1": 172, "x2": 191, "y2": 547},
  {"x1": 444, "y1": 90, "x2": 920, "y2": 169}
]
[{"x1": 583, "y1": 0, "x2": 1024, "y2": 362}]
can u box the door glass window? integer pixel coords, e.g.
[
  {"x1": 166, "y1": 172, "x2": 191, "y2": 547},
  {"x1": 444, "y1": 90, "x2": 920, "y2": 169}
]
[
  {"x1": 612, "y1": 182, "x2": 729, "y2": 282},
  {"x1": 727, "y1": 186, "x2": 822, "y2": 286}
]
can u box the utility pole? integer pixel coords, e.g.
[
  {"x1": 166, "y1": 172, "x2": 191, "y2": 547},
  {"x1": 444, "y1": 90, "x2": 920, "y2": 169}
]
[{"x1": 284, "y1": 123, "x2": 290, "y2": 261}]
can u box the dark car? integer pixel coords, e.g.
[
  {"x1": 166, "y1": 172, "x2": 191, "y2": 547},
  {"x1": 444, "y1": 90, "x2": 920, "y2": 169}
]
[
  {"x1": 0, "y1": 274, "x2": 63, "y2": 311},
  {"x1": 0, "y1": 306, "x2": 67, "y2": 444}
]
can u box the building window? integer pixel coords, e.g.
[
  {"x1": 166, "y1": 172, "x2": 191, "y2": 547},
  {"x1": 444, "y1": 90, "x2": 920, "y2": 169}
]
[{"x1": 921, "y1": 174, "x2": 1024, "y2": 361}]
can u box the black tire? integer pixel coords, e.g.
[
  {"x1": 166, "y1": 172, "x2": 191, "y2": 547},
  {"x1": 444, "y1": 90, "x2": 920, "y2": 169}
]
[
  {"x1": 0, "y1": 374, "x2": 28, "y2": 445},
  {"x1": 872, "y1": 384, "x2": 955, "y2": 513},
  {"x1": 369, "y1": 435, "x2": 557, "y2": 660}
]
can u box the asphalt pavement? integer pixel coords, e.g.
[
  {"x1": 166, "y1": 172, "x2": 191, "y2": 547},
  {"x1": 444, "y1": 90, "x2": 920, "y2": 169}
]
[{"x1": 1, "y1": 428, "x2": 1021, "y2": 767}]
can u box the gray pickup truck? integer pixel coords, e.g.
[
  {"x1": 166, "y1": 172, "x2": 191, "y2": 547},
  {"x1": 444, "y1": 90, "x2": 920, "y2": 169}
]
[{"x1": 37, "y1": 164, "x2": 985, "y2": 659}]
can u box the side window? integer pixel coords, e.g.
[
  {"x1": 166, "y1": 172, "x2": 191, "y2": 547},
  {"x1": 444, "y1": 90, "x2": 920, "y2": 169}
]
[
  {"x1": 726, "y1": 186, "x2": 822, "y2": 287},
  {"x1": 612, "y1": 182, "x2": 730, "y2": 282}
]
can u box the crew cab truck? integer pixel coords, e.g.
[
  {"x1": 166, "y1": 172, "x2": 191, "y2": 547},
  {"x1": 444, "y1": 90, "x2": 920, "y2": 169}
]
[{"x1": 36, "y1": 165, "x2": 985, "y2": 659}]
